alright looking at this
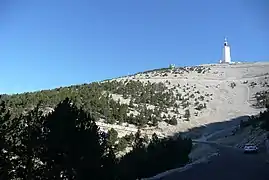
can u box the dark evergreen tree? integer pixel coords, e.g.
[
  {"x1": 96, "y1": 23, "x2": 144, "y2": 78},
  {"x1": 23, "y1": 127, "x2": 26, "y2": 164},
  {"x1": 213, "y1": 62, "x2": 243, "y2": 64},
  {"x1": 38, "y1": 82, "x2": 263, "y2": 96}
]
[
  {"x1": 107, "y1": 128, "x2": 118, "y2": 147},
  {"x1": 0, "y1": 100, "x2": 14, "y2": 179},
  {"x1": 40, "y1": 98, "x2": 117, "y2": 180}
]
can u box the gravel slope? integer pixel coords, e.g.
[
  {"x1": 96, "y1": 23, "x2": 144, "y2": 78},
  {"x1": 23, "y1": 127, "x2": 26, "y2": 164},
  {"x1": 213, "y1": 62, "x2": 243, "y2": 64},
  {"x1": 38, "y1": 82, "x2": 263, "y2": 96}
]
[{"x1": 111, "y1": 62, "x2": 269, "y2": 137}]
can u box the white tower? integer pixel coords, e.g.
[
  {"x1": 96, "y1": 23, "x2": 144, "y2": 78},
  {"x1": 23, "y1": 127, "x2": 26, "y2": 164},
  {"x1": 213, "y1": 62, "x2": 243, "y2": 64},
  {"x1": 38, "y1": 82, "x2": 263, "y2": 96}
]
[{"x1": 220, "y1": 37, "x2": 231, "y2": 64}]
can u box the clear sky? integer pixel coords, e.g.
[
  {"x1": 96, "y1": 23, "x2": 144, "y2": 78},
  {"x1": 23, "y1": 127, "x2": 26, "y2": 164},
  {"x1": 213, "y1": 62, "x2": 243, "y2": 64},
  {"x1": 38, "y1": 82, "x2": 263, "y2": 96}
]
[{"x1": 0, "y1": 0, "x2": 268, "y2": 94}]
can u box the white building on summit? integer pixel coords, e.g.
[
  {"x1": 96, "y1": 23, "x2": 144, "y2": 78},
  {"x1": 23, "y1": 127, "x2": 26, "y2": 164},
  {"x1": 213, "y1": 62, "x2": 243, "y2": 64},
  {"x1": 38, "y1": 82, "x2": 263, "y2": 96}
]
[{"x1": 219, "y1": 38, "x2": 232, "y2": 64}]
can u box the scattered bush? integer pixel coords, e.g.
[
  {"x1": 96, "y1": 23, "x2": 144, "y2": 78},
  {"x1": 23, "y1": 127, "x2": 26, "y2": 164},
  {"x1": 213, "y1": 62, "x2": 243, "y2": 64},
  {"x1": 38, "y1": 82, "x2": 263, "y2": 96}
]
[
  {"x1": 168, "y1": 116, "x2": 178, "y2": 125},
  {"x1": 250, "y1": 81, "x2": 257, "y2": 87},
  {"x1": 184, "y1": 109, "x2": 190, "y2": 121},
  {"x1": 230, "y1": 82, "x2": 236, "y2": 88}
]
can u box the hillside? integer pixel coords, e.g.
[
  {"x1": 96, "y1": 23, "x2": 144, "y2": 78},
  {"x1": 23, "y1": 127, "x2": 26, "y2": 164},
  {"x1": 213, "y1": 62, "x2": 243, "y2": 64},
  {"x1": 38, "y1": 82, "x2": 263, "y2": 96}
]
[{"x1": 1, "y1": 62, "x2": 269, "y2": 138}]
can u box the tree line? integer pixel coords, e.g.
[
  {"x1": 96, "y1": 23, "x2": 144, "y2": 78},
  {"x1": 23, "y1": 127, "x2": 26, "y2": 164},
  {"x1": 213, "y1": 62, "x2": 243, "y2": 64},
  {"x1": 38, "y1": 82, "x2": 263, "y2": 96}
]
[
  {"x1": 240, "y1": 92, "x2": 269, "y2": 131},
  {"x1": 254, "y1": 91, "x2": 269, "y2": 131},
  {"x1": 0, "y1": 98, "x2": 192, "y2": 180},
  {"x1": 0, "y1": 79, "x2": 185, "y2": 128}
]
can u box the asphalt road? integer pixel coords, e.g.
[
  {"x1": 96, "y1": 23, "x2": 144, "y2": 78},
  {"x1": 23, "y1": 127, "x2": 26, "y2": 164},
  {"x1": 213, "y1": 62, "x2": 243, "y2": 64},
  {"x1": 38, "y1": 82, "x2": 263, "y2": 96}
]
[{"x1": 160, "y1": 143, "x2": 269, "y2": 180}]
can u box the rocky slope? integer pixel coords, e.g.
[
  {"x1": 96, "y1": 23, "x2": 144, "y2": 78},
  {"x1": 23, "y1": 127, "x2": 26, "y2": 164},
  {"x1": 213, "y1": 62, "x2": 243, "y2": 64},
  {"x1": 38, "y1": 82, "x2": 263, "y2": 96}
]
[
  {"x1": 102, "y1": 62, "x2": 269, "y2": 137},
  {"x1": 1, "y1": 62, "x2": 269, "y2": 140}
]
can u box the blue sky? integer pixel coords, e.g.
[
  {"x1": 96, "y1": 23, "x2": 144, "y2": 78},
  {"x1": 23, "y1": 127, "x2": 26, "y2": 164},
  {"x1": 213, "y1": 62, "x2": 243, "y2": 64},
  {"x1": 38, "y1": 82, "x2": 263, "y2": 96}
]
[{"x1": 0, "y1": 0, "x2": 268, "y2": 94}]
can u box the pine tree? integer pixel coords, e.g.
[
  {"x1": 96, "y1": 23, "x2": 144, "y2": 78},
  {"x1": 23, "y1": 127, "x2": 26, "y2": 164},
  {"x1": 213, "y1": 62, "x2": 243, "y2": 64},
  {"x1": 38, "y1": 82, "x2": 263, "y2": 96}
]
[
  {"x1": 107, "y1": 128, "x2": 118, "y2": 147},
  {"x1": 40, "y1": 98, "x2": 117, "y2": 180},
  {"x1": 0, "y1": 100, "x2": 14, "y2": 179}
]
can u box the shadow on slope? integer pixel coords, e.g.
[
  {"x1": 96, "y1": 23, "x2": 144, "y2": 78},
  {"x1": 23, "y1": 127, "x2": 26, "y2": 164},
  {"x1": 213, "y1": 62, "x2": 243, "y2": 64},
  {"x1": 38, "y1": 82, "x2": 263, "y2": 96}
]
[
  {"x1": 180, "y1": 115, "x2": 251, "y2": 140},
  {"x1": 143, "y1": 112, "x2": 268, "y2": 180}
]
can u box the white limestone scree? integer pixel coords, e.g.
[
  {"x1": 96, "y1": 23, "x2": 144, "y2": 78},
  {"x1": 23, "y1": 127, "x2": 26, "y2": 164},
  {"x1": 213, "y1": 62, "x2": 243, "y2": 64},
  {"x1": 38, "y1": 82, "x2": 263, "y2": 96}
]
[{"x1": 219, "y1": 38, "x2": 232, "y2": 64}]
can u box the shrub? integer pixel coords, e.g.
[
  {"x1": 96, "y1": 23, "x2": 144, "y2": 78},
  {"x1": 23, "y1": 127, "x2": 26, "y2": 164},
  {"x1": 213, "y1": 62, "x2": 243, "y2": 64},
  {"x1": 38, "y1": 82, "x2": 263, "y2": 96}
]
[
  {"x1": 184, "y1": 109, "x2": 190, "y2": 120},
  {"x1": 168, "y1": 116, "x2": 178, "y2": 125},
  {"x1": 230, "y1": 82, "x2": 236, "y2": 88}
]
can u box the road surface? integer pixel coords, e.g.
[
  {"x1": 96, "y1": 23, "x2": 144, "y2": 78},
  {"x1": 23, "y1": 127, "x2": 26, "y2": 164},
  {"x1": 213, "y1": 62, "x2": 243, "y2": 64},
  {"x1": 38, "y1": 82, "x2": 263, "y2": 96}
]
[{"x1": 159, "y1": 142, "x2": 269, "y2": 180}]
